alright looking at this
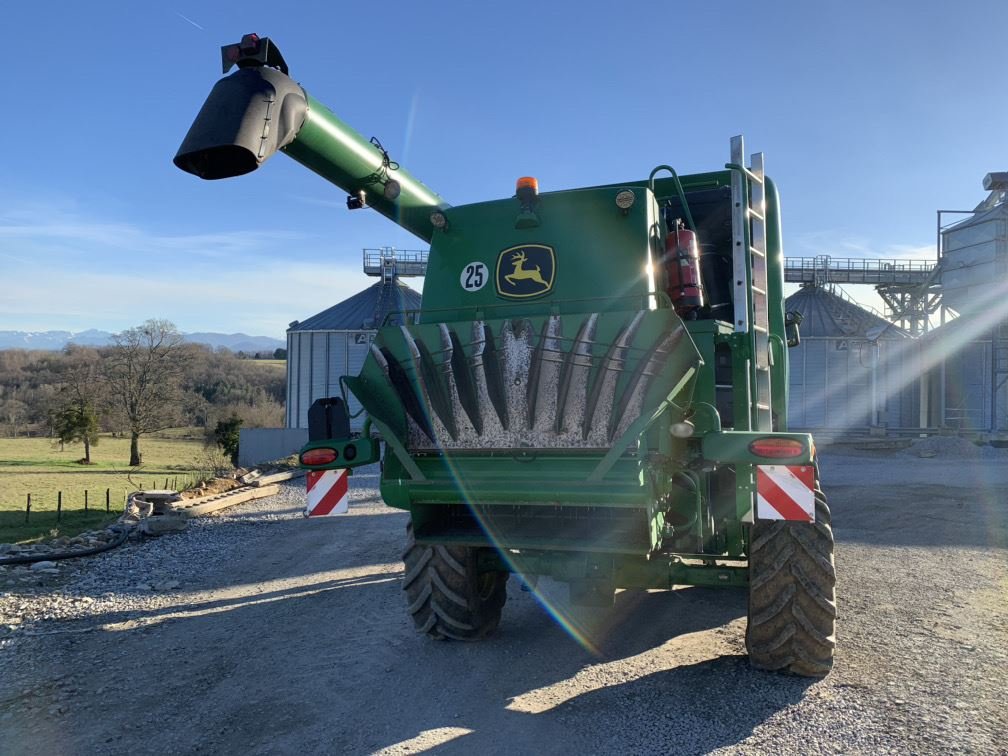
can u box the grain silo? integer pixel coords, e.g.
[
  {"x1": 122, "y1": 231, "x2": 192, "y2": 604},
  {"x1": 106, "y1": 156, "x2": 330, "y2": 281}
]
[
  {"x1": 785, "y1": 285, "x2": 920, "y2": 432},
  {"x1": 916, "y1": 315, "x2": 1007, "y2": 433},
  {"x1": 939, "y1": 172, "x2": 1008, "y2": 318},
  {"x1": 929, "y1": 172, "x2": 1008, "y2": 433},
  {"x1": 286, "y1": 249, "x2": 425, "y2": 430}
]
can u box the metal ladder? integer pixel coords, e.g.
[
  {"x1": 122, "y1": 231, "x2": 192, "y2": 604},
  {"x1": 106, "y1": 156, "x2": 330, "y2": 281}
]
[{"x1": 730, "y1": 136, "x2": 772, "y2": 431}]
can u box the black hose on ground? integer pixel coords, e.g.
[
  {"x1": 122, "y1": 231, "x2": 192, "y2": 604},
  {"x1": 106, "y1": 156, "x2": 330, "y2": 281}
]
[{"x1": 0, "y1": 526, "x2": 131, "y2": 566}]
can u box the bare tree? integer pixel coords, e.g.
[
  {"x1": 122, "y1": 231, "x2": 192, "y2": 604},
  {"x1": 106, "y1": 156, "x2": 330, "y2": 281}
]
[
  {"x1": 104, "y1": 320, "x2": 189, "y2": 466},
  {"x1": 0, "y1": 396, "x2": 28, "y2": 437}
]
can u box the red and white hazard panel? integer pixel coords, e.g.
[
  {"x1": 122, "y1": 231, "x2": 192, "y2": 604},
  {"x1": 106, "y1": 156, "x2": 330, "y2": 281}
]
[
  {"x1": 756, "y1": 465, "x2": 815, "y2": 522},
  {"x1": 306, "y1": 469, "x2": 350, "y2": 517}
]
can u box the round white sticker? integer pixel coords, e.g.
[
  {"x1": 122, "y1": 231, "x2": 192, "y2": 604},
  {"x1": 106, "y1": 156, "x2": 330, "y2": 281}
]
[{"x1": 460, "y1": 261, "x2": 488, "y2": 291}]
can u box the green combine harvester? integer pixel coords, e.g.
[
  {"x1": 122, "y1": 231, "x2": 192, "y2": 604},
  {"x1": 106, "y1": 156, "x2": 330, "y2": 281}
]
[{"x1": 175, "y1": 34, "x2": 836, "y2": 676}]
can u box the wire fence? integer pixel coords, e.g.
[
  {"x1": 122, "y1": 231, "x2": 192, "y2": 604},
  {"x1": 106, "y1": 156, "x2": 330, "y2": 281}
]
[{"x1": 18, "y1": 474, "x2": 206, "y2": 524}]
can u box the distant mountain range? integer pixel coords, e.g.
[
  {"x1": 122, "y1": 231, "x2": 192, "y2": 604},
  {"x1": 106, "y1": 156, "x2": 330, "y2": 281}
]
[{"x1": 0, "y1": 330, "x2": 285, "y2": 353}]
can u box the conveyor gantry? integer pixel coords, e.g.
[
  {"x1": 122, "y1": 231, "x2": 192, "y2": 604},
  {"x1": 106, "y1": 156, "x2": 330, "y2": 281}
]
[{"x1": 784, "y1": 256, "x2": 935, "y2": 285}]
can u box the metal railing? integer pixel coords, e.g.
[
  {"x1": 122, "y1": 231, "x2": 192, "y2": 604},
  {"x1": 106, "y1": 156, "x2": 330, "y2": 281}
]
[
  {"x1": 826, "y1": 283, "x2": 889, "y2": 322},
  {"x1": 784, "y1": 256, "x2": 936, "y2": 285},
  {"x1": 363, "y1": 247, "x2": 429, "y2": 277}
]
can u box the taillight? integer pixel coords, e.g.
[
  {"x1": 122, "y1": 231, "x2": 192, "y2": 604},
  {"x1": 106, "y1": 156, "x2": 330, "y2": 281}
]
[
  {"x1": 748, "y1": 438, "x2": 806, "y2": 459},
  {"x1": 301, "y1": 447, "x2": 338, "y2": 466}
]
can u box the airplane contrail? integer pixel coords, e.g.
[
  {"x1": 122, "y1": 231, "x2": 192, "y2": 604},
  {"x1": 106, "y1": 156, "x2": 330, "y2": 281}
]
[{"x1": 175, "y1": 12, "x2": 205, "y2": 31}]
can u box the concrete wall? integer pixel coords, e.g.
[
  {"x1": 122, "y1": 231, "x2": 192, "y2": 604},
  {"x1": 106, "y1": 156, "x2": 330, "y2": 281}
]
[{"x1": 238, "y1": 428, "x2": 308, "y2": 468}]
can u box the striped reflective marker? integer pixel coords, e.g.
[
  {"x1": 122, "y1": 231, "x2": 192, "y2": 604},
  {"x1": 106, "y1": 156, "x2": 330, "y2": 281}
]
[
  {"x1": 756, "y1": 465, "x2": 815, "y2": 522},
  {"x1": 306, "y1": 469, "x2": 349, "y2": 517}
]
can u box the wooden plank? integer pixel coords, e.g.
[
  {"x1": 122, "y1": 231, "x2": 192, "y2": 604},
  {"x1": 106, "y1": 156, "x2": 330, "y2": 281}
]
[{"x1": 178, "y1": 484, "x2": 281, "y2": 518}]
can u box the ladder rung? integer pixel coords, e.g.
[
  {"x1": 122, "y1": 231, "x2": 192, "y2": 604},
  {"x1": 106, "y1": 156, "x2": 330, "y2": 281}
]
[
  {"x1": 756, "y1": 402, "x2": 772, "y2": 411},
  {"x1": 754, "y1": 325, "x2": 769, "y2": 333},
  {"x1": 751, "y1": 286, "x2": 766, "y2": 296},
  {"x1": 748, "y1": 208, "x2": 765, "y2": 222},
  {"x1": 750, "y1": 246, "x2": 766, "y2": 258}
]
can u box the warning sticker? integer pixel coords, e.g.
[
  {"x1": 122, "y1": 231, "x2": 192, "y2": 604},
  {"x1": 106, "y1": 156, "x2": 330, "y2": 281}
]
[
  {"x1": 306, "y1": 469, "x2": 350, "y2": 517},
  {"x1": 756, "y1": 465, "x2": 815, "y2": 522}
]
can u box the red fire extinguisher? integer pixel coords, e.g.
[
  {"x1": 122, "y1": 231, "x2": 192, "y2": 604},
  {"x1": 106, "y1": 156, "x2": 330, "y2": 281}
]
[{"x1": 665, "y1": 218, "x2": 704, "y2": 318}]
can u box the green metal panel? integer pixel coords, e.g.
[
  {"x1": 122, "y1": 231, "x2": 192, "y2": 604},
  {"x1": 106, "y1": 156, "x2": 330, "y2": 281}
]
[
  {"x1": 384, "y1": 455, "x2": 649, "y2": 508},
  {"x1": 418, "y1": 187, "x2": 661, "y2": 321}
]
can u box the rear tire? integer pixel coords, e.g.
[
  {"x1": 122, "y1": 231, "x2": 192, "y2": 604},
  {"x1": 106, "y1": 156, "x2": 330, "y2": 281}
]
[
  {"x1": 746, "y1": 484, "x2": 837, "y2": 676},
  {"x1": 402, "y1": 521, "x2": 509, "y2": 640}
]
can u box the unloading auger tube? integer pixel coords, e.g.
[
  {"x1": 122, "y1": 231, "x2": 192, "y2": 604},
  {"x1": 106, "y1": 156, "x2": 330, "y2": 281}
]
[{"x1": 174, "y1": 33, "x2": 448, "y2": 243}]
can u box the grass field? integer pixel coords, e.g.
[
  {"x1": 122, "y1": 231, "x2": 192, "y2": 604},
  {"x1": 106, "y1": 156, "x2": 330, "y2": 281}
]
[{"x1": 0, "y1": 432, "x2": 209, "y2": 543}]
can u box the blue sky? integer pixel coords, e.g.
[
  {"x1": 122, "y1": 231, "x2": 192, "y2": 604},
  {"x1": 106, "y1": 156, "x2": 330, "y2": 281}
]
[{"x1": 2, "y1": 1, "x2": 1004, "y2": 337}]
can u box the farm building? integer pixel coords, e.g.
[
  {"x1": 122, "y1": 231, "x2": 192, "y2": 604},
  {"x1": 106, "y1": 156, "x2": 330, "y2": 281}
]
[
  {"x1": 785, "y1": 285, "x2": 922, "y2": 432},
  {"x1": 285, "y1": 249, "x2": 425, "y2": 431}
]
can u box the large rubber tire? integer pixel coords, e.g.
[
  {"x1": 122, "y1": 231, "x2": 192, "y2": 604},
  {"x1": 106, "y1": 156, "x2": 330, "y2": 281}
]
[
  {"x1": 402, "y1": 521, "x2": 509, "y2": 640},
  {"x1": 746, "y1": 485, "x2": 837, "y2": 677}
]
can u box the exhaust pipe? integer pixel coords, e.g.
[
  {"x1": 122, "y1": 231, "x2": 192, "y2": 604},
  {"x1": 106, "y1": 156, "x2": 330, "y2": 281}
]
[{"x1": 173, "y1": 35, "x2": 449, "y2": 242}]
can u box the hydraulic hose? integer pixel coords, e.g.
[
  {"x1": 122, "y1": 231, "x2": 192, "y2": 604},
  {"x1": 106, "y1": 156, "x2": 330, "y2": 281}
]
[{"x1": 0, "y1": 526, "x2": 130, "y2": 566}]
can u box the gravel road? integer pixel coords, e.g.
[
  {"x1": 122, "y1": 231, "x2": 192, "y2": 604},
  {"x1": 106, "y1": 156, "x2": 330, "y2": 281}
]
[{"x1": 1, "y1": 447, "x2": 1006, "y2": 755}]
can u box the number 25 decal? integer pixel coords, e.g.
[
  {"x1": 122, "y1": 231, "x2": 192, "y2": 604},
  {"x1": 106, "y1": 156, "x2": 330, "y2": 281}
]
[{"x1": 460, "y1": 261, "x2": 488, "y2": 292}]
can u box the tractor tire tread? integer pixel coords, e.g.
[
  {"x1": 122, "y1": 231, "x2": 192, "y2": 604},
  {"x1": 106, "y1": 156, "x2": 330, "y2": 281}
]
[
  {"x1": 747, "y1": 489, "x2": 836, "y2": 677},
  {"x1": 402, "y1": 521, "x2": 508, "y2": 641}
]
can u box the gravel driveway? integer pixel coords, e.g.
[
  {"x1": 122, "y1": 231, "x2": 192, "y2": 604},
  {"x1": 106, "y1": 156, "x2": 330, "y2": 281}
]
[{"x1": 1, "y1": 449, "x2": 1006, "y2": 755}]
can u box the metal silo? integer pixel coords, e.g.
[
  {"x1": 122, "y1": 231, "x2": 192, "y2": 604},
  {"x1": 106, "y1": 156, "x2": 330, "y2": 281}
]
[
  {"x1": 934, "y1": 172, "x2": 1008, "y2": 433},
  {"x1": 286, "y1": 249, "x2": 425, "y2": 431},
  {"x1": 785, "y1": 285, "x2": 918, "y2": 432}
]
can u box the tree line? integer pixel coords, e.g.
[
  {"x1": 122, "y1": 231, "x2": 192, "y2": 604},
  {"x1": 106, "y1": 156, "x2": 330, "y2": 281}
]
[{"x1": 0, "y1": 320, "x2": 285, "y2": 465}]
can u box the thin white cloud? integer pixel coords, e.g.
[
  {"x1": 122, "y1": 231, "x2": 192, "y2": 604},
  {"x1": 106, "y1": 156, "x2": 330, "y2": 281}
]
[
  {"x1": 0, "y1": 197, "x2": 392, "y2": 335},
  {"x1": 0, "y1": 260, "x2": 373, "y2": 335},
  {"x1": 0, "y1": 207, "x2": 303, "y2": 262},
  {"x1": 789, "y1": 230, "x2": 935, "y2": 262}
]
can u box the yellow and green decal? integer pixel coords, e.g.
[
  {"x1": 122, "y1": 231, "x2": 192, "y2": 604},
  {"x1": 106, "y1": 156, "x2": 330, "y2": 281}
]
[{"x1": 495, "y1": 244, "x2": 556, "y2": 299}]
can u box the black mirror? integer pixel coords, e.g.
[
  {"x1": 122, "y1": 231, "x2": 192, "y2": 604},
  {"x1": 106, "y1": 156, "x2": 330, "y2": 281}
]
[{"x1": 785, "y1": 310, "x2": 803, "y2": 348}]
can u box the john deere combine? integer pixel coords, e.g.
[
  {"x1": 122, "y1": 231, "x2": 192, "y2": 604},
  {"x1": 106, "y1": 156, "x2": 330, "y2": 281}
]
[{"x1": 175, "y1": 34, "x2": 836, "y2": 676}]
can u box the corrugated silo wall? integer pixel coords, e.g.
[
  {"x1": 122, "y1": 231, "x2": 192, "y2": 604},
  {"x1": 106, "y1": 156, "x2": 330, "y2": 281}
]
[
  {"x1": 285, "y1": 330, "x2": 374, "y2": 431},
  {"x1": 788, "y1": 337, "x2": 922, "y2": 431},
  {"x1": 941, "y1": 339, "x2": 1006, "y2": 431},
  {"x1": 285, "y1": 331, "x2": 298, "y2": 428}
]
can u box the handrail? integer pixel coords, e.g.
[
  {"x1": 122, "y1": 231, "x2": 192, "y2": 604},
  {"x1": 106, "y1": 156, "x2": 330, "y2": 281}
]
[
  {"x1": 784, "y1": 256, "x2": 936, "y2": 273},
  {"x1": 648, "y1": 165, "x2": 696, "y2": 231},
  {"x1": 827, "y1": 283, "x2": 889, "y2": 321}
]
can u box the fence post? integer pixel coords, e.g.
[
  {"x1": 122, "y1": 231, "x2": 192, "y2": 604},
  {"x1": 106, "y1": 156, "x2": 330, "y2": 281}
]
[
  {"x1": 85, "y1": 489, "x2": 89, "y2": 512},
  {"x1": 106, "y1": 487, "x2": 110, "y2": 512},
  {"x1": 57, "y1": 491, "x2": 62, "y2": 522},
  {"x1": 25, "y1": 493, "x2": 31, "y2": 524}
]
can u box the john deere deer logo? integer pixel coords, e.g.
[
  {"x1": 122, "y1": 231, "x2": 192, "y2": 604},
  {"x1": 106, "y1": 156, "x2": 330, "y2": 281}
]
[{"x1": 495, "y1": 244, "x2": 555, "y2": 299}]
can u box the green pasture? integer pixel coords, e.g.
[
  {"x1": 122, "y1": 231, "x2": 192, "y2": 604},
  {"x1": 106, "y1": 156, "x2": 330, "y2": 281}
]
[{"x1": 0, "y1": 432, "x2": 208, "y2": 543}]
